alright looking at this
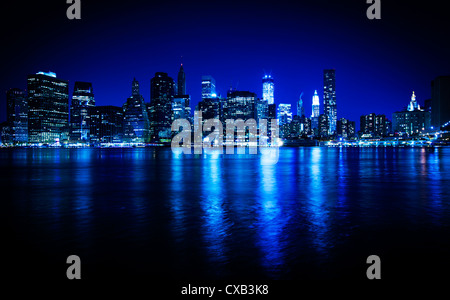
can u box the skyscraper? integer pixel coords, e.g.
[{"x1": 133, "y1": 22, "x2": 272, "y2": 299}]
[
  {"x1": 311, "y1": 90, "x2": 320, "y2": 132},
  {"x1": 225, "y1": 90, "x2": 257, "y2": 120},
  {"x1": 123, "y1": 78, "x2": 150, "y2": 143},
  {"x1": 202, "y1": 76, "x2": 216, "y2": 99},
  {"x1": 27, "y1": 71, "x2": 69, "y2": 144},
  {"x1": 297, "y1": 92, "x2": 305, "y2": 117},
  {"x1": 177, "y1": 63, "x2": 186, "y2": 96},
  {"x1": 431, "y1": 76, "x2": 450, "y2": 129},
  {"x1": 277, "y1": 104, "x2": 292, "y2": 127},
  {"x1": 6, "y1": 88, "x2": 28, "y2": 143},
  {"x1": 90, "y1": 105, "x2": 123, "y2": 144},
  {"x1": 392, "y1": 92, "x2": 431, "y2": 135},
  {"x1": 70, "y1": 81, "x2": 95, "y2": 143},
  {"x1": 323, "y1": 69, "x2": 337, "y2": 135},
  {"x1": 149, "y1": 72, "x2": 175, "y2": 141},
  {"x1": 262, "y1": 75, "x2": 274, "y2": 105}
]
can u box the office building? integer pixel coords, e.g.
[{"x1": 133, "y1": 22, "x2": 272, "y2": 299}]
[
  {"x1": 70, "y1": 82, "x2": 95, "y2": 143},
  {"x1": 90, "y1": 105, "x2": 123, "y2": 144},
  {"x1": 262, "y1": 75, "x2": 274, "y2": 105},
  {"x1": 149, "y1": 72, "x2": 175, "y2": 141},
  {"x1": 123, "y1": 78, "x2": 150, "y2": 143},
  {"x1": 277, "y1": 103, "x2": 292, "y2": 127},
  {"x1": 431, "y1": 76, "x2": 450, "y2": 129},
  {"x1": 27, "y1": 71, "x2": 69, "y2": 144},
  {"x1": 6, "y1": 88, "x2": 28, "y2": 143},
  {"x1": 311, "y1": 90, "x2": 320, "y2": 132},
  {"x1": 323, "y1": 69, "x2": 337, "y2": 135},
  {"x1": 202, "y1": 76, "x2": 216, "y2": 100},
  {"x1": 392, "y1": 91, "x2": 431, "y2": 135}
]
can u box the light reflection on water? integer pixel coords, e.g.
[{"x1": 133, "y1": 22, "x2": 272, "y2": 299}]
[{"x1": 3, "y1": 147, "x2": 450, "y2": 279}]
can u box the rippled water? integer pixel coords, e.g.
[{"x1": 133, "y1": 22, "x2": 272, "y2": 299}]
[{"x1": 3, "y1": 147, "x2": 450, "y2": 279}]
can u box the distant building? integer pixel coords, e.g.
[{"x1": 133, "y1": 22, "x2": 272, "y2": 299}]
[
  {"x1": 318, "y1": 113, "x2": 329, "y2": 138},
  {"x1": 297, "y1": 92, "x2": 305, "y2": 117},
  {"x1": 431, "y1": 76, "x2": 450, "y2": 129},
  {"x1": 392, "y1": 91, "x2": 431, "y2": 135},
  {"x1": 177, "y1": 63, "x2": 186, "y2": 96},
  {"x1": 225, "y1": 90, "x2": 257, "y2": 121},
  {"x1": 6, "y1": 88, "x2": 28, "y2": 144},
  {"x1": 277, "y1": 104, "x2": 292, "y2": 127},
  {"x1": 311, "y1": 90, "x2": 320, "y2": 133},
  {"x1": 262, "y1": 75, "x2": 274, "y2": 105},
  {"x1": 173, "y1": 95, "x2": 191, "y2": 120},
  {"x1": 90, "y1": 106, "x2": 123, "y2": 144},
  {"x1": 27, "y1": 71, "x2": 69, "y2": 144},
  {"x1": 323, "y1": 69, "x2": 337, "y2": 135},
  {"x1": 337, "y1": 118, "x2": 356, "y2": 139},
  {"x1": 70, "y1": 82, "x2": 95, "y2": 143},
  {"x1": 197, "y1": 97, "x2": 221, "y2": 120},
  {"x1": 149, "y1": 72, "x2": 175, "y2": 141},
  {"x1": 256, "y1": 98, "x2": 268, "y2": 124},
  {"x1": 123, "y1": 78, "x2": 150, "y2": 143},
  {"x1": 201, "y1": 76, "x2": 216, "y2": 100}
]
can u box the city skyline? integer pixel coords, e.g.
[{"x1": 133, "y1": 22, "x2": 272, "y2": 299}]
[{"x1": 1, "y1": 1, "x2": 450, "y2": 129}]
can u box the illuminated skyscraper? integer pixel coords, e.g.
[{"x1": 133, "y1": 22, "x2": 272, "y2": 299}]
[
  {"x1": 324, "y1": 69, "x2": 337, "y2": 135},
  {"x1": 297, "y1": 92, "x2": 305, "y2": 117},
  {"x1": 177, "y1": 63, "x2": 186, "y2": 96},
  {"x1": 277, "y1": 104, "x2": 292, "y2": 127},
  {"x1": 262, "y1": 75, "x2": 274, "y2": 105},
  {"x1": 27, "y1": 71, "x2": 69, "y2": 144},
  {"x1": 6, "y1": 88, "x2": 28, "y2": 143},
  {"x1": 149, "y1": 72, "x2": 175, "y2": 141},
  {"x1": 70, "y1": 81, "x2": 95, "y2": 143},
  {"x1": 202, "y1": 76, "x2": 216, "y2": 99},
  {"x1": 311, "y1": 90, "x2": 320, "y2": 131},
  {"x1": 123, "y1": 78, "x2": 150, "y2": 142}
]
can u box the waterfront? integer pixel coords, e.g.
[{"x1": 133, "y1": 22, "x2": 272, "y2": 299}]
[{"x1": 3, "y1": 147, "x2": 450, "y2": 280}]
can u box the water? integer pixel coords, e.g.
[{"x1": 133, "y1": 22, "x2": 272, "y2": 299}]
[{"x1": 2, "y1": 147, "x2": 450, "y2": 280}]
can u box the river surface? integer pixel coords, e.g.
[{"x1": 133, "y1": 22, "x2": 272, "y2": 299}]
[{"x1": 2, "y1": 147, "x2": 450, "y2": 279}]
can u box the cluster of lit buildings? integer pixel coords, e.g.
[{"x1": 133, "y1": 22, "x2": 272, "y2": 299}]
[{"x1": 1, "y1": 66, "x2": 450, "y2": 147}]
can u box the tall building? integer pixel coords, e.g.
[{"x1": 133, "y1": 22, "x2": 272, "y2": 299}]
[
  {"x1": 123, "y1": 78, "x2": 150, "y2": 143},
  {"x1": 311, "y1": 90, "x2": 320, "y2": 132},
  {"x1": 90, "y1": 105, "x2": 123, "y2": 144},
  {"x1": 70, "y1": 82, "x2": 95, "y2": 143},
  {"x1": 177, "y1": 63, "x2": 186, "y2": 96},
  {"x1": 225, "y1": 90, "x2": 257, "y2": 120},
  {"x1": 277, "y1": 104, "x2": 292, "y2": 127},
  {"x1": 149, "y1": 72, "x2": 175, "y2": 141},
  {"x1": 318, "y1": 114, "x2": 329, "y2": 138},
  {"x1": 297, "y1": 92, "x2": 305, "y2": 117},
  {"x1": 6, "y1": 88, "x2": 28, "y2": 143},
  {"x1": 262, "y1": 75, "x2": 274, "y2": 105},
  {"x1": 173, "y1": 95, "x2": 191, "y2": 120},
  {"x1": 256, "y1": 98, "x2": 268, "y2": 124},
  {"x1": 392, "y1": 91, "x2": 431, "y2": 135},
  {"x1": 27, "y1": 71, "x2": 69, "y2": 144},
  {"x1": 431, "y1": 76, "x2": 450, "y2": 129},
  {"x1": 360, "y1": 113, "x2": 376, "y2": 135},
  {"x1": 323, "y1": 69, "x2": 337, "y2": 135},
  {"x1": 201, "y1": 76, "x2": 216, "y2": 100}
]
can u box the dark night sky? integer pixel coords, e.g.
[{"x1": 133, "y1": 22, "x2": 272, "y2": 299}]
[{"x1": 1, "y1": 0, "x2": 449, "y2": 129}]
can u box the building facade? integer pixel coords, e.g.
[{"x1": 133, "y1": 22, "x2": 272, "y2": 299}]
[
  {"x1": 70, "y1": 82, "x2": 95, "y2": 143},
  {"x1": 323, "y1": 69, "x2": 337, "y2": 135},
  {"x1": 123, "y1": 78, "x2": 150, "y2": 143},
  {"x1": 431, "y1": 76, "x2": 450, "y2": 129},
  {"x1": 262, "y1": 75, "x2": 274, "y2": 105},
  {"x1": 149, "y1": 73, "x2": 175, "y2": 141},
  {"x1": 27, "y1": 71, "x2": 69, "y2": 144},
  {"x1": 6, "y1": 88, "x2": 28, "y2": 144},
  {"x1": 90, "y1": 105, "x2": 123, "y2": 144}
]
